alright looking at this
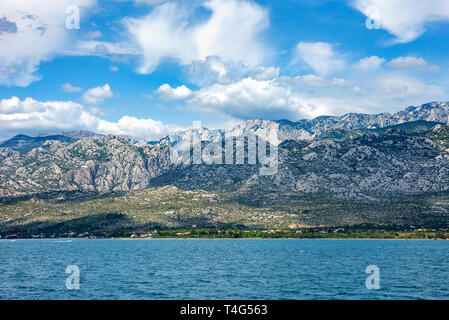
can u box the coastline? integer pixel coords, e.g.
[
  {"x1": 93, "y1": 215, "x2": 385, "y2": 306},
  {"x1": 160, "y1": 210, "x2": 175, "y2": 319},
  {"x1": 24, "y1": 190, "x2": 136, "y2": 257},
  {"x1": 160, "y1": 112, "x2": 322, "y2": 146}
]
[
  {"x1": 2, "y1": 236, "x2": 449, "y2": 241},
  {"x1": 3, "y1": 226, "x2": 448, "y2": 241}
]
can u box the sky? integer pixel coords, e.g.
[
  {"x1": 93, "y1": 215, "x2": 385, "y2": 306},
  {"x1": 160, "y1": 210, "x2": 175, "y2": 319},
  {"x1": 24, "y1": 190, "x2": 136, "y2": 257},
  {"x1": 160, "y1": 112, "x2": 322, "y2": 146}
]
[{"x1": 0, "y1": 0, "x2": 448, "y2": 140}]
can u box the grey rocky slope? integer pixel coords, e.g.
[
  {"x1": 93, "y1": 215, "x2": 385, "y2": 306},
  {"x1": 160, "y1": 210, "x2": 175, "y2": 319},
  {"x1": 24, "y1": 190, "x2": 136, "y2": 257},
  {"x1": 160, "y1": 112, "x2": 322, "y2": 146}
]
[
  {"x1": 0, "y1": 130, "x2": 101, "y2": 153},
  {"x1": 156, "y1": 101, "x2": 449, "y2": 145},
  {"x1": 33, "y1": 130, "x2": 102, "y2": 140},
  {"x1": 276, "y1": 101, "x2": 449, "y2": 140},
  {"x1": 1, "y1": 101, "x2": 449, "y2": 201},
  {"x1": 0, "y1": 136, "x2": 171, "y2": 197}
]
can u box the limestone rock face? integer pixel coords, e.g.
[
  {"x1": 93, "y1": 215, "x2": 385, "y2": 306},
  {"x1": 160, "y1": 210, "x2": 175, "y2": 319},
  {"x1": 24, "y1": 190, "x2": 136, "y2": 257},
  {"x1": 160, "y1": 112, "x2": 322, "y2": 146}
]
[
  {"x1": 0, "y1": 136, "x2": 166, "y2": 196},
  {"x1": 1, "y1": 101, "x2": 449, "y2": 201}
]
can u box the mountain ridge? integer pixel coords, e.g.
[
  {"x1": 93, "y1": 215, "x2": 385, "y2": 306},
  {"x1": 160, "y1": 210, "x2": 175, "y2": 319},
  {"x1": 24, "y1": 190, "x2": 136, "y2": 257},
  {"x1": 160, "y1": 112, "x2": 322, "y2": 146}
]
[
  {"x1": 2, "y1": 101, "x2": 449, "y2": 228},
  {"x1": 154, "y1": 101, "x2": 449, "y2": 146}
]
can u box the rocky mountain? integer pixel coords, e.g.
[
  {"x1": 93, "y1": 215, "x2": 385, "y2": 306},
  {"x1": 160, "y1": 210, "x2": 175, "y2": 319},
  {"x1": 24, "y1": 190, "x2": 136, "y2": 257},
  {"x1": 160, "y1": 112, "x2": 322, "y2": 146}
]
[
  {"x1": 154, "y1": 101, "x2": 449, "y2": 147},
  {"x1": 0, "y1": 134, "x2": 76, "y2": 153},
  {"x1": 0, "y1": 130, "x2": 101, "y2": 153},
  {"x1": 34, "y1": 130, "x2": 101, "y2": 140},
  {"x1": 1, "y1": 101, "x2": 449, "y2": 228},
  {"x1": 0, "y1": 136, "x2": 172, "y2": 197},
  {"x1": 276, "y1": 101, "x2": 449, "y2": 140}
]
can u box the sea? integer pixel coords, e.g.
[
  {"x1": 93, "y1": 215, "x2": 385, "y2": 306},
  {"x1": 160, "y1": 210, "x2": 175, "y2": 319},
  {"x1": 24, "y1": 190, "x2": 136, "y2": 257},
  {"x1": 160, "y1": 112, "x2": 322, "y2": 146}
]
[{"x1": 0, "y1": 239, "x2": 447, "y2": 300}]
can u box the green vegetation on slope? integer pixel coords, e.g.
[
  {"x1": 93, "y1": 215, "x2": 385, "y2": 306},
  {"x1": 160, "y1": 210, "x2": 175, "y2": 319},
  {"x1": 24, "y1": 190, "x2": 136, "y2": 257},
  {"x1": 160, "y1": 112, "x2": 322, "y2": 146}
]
[{"x1": 1, "y1": 186, "x2": 449, "y2": 238}]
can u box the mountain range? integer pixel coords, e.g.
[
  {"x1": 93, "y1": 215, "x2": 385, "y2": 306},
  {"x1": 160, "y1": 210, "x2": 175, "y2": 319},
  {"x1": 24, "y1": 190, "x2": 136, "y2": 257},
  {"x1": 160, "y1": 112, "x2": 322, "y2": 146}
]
[{"x1": 2, "y1": 101, "x2": 449, "y2": 234}]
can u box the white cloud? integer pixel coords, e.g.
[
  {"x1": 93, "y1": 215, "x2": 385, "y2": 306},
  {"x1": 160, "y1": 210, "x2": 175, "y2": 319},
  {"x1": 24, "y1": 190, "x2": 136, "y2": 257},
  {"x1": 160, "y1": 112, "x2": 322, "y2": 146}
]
[
  {"x1": 294, "y1": 42, "x2": 345, "y2": 76},
  {"x1": 280, "y1": 74, "x2": 352, "y2": 87},
  {"x1": 119, "y1": 0, "x2": 186, "y2": 5},
  {"x1": 134, "y1": 0, "x2": 168, "y2": 4},
  {"x1": 353, "y1": 0, "x2": 449, "y2": 44},
  {"x1": 124, "y1": 0, "x2": 269, "y2": 74},
  {"x1": 0, "y1": 96, "x2": 177, "y2": 140},
  {"x1": 0, "y1": 96, "x2": 99, "y2": 132},
  {"x1": 205, "y1": 119, "x2": 243, "y2": 130},
  {"x1": 355, "y1": 56, "x2": 385, "y2": 71},
  {"x1": 97, "y1": 116, "x2": 178, "y2": 139},
  {"x1": 82, "y1": 84, "x2": 115, "y2": 105},
  {"x1": 1, "y1": 69, "x2": 447, "y2": 141},
  {"x1": 83, "y1": 30, "x2": 102, "y2": 40},
  {"x1": 155, "y1": 84, "x2": 192, "y2": 101},
  {"x1": 386, "y1": 56, "x2": 439, "y2": 71},
  {"x1": 110, "y1": 66, "x2": 119, "y2": 72},
  {"x1": 370, "y1": 74, "x2": 444, "y2": 102},
  {"x1": 250, "y1": 66, "x2": 280, "y2": 80},
  {"x1": 73, "y1": 40, "x2": 140, "y2": 56},
  {"x1": 187, "y1": 77, "x2": 332, "y2": 120},
  {"x1": 0, "y1": 0, "x2": 96, "y2": 87},
  {"x1": 183, "y1": 68, "x2": 447, "y2": 120},
  {"x1": 189, "y1": 56, "x2": 248, "y2": 86},
  {"x1": 61, "y1": 83, "x2": 83, "y2": 93}
]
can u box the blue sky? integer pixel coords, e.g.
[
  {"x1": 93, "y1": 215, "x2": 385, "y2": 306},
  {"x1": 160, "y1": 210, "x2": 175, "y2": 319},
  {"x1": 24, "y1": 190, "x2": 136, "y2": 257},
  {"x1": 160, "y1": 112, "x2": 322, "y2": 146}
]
[{"x1": 0, "y1": 0, "x2": 448, "y2": 140}]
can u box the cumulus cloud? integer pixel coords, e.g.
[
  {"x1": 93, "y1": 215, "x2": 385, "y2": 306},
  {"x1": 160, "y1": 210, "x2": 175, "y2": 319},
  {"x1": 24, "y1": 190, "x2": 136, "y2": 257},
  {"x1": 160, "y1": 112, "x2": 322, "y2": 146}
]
[
  {"x1": 73, "y1": 40, "x2": 140, "y2": 56},
  {"x1": 124, "y1": 0, "x2": 269, "y2": 74},
  {"x1": 250, "y1": 66, "x2": 280, "y2": 80},
  {"x1": 61, "y1": 83, "x2": 83, "y2": 93},
  {"x1": 82, "y1": 30, "x2": 102, "y2": 40},
  {"x1": 187, "y1": 77, "x2": 333, "y2": 120},
  {"x1": 119, "y1": 0, "x2": 190, "y2": 5},
  {"x1": 294, "y1": 42, "x2": 345, "y2": 76},
  {"x1": 386, "y1": 56, "x2": 439, "y2": 72},
  {"x1": 279, "y1": 74, "x2": 352, "y2": 88},
  {"x1": 370, "y1": 74, "x2": 444, "y2": 102},
  {"x1": 183, "y1": 69, "x2": 447, "y2": 120},
  {"x1": 189, "y1": 56, "x2": 248, "y2": 86},
  {"x1": 155, "y1": 84, "x2": 192, "y2": 101},
  {"x1": 355, "y1": 56, "x2": 385, "y2": 71},
  {"x1": 133, "y1": 0, "x2": 169, "y2": 4},
  {"x1": 0, "y1": 96, "x2": 99, "y2": 133},
  {"x1": 0, "y1": 96, "x2": 177, "y2": 140},
  {"x1": 82, "y1": 84, "x2": 115, "y2": 105},
  {"x1": 0, "y1": 17, "x2": 17, "y2": 34},
  {"x1": 0, "y1": 0, "x2": 96, "y2": 87},
  {"x1": 353, "y1": 0, "x2": 449, "y2": 44},
  {"x1": 97, "y1": 116, "x2": 177, "y2": 139}
]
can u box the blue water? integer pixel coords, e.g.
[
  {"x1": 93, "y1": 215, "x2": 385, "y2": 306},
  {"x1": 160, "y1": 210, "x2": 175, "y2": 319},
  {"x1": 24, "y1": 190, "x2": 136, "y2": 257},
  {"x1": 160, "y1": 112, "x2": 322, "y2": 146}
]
[{"x1": 0, "y1": 239, "x2": 448, "y2": 300}]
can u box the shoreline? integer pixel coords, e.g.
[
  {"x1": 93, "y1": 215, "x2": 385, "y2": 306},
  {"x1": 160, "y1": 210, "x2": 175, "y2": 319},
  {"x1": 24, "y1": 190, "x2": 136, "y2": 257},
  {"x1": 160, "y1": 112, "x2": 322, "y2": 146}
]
[
  {"x1": 3, "y1": 227, "x2": 448, "y2": 241},
  {"x1": 2, "y1": 237, "x2": 448, "y2": 241}
]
